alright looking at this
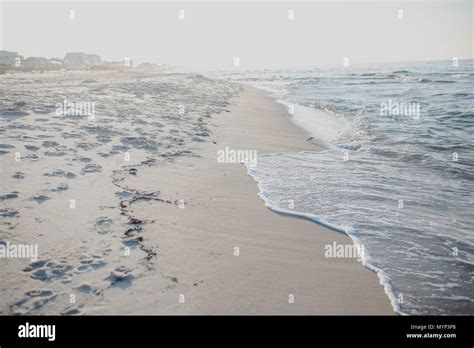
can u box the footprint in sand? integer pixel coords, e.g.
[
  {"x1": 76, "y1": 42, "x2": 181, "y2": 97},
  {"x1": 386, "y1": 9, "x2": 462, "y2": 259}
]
[
  {"x1": 0, "y1": 208, "x2": 19, "y2": 218},
  {"x1": 23, "y1": 258, "x2": 74, "y2": 283},
  {"x1": 73, "y1": 282, "x2": 103, "y2": 299},
  {"x1": 76, "y1": 255, "x2": 107, "y2": 273},
  {"x1": 44, "y1": 170, "x2": 76, "y2": 179},
  {"x1": 50, "y1": 183, "x2": 69, "y2": 193},
  {"x1": 32, "y1": 195, "x2": 49, "y2": 204},
  {"x1": 44, "y1": 151, "x2": 67, "y2": 157},
  {"x1": 24, "y1": 145, "x2": 40, "y2": 151},
  {"x1": 0, "y1": 192, "x2": 19, "y2": 201},
  {"x1": 81, "y1": 163, "x2": 102, "y2": 175},
  {"x1": 0, "y1": 144, "x2": 15, "y2": 155},
  {"x1": 41, "y1": 140, "x2": 59, "y2": 148},
  {"x1": 73, "y1": 156, "x2": 92, "y2": 163},
  {"x1": 11, "y1": 289, "x2": 57, "y2": 315},
  {"x1": 0, "y1": 144, "x2": 15, "y2": 150},
  {"x1": 94, "y1": 217, "x2": 113, "y2": 234},
  {"x1": 106, "y1": 266, "x2": 134, "y2": 288},
  {"x1": 122, "y1": 236, "x2": 143, "y2": 248},
  {"x1": 12, "y1": 172, "x2": 24, "y2": 179},
  {"x1": 61, "y1": 307, "x2": 83, "y2": 315}
]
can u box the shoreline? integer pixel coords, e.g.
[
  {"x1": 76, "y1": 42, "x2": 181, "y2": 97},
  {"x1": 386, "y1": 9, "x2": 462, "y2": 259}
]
[
  {"x1": 243, "y1": 88, "x2": 401, "y2": 313},
  {"x1": 98, "y1": 84, "x2": 395, "y2": 314},
  {"x1": 0, "y1": 71, "x2": 394, "y2": 314}
]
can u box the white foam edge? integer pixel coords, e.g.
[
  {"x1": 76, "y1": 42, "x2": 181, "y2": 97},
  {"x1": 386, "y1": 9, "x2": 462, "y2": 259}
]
[
  {"x1": 245, "y1": 158, "x2": 405, "y2": 315},
  {"x1": 275, "y1": 99, "x2": 348, "y2": 148}
]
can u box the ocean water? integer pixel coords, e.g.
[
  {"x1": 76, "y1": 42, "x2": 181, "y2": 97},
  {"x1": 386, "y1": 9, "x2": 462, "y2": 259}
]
[{"x1": 208, "y1": 60, "x2": 474, "y2": 315}]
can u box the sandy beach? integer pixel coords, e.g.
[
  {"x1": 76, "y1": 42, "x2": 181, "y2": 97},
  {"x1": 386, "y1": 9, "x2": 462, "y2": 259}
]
[
  {"x1": 0, "y1": 71, "x2": 393, "y2": 315},
  {"x1": 113, "y1": 85, "x2": 394, "y2": 314}
]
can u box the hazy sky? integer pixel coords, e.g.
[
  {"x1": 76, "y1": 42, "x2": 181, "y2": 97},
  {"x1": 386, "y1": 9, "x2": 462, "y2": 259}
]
[{"x1": 1, "y1": 0, "x2": 472, "y2": 69}]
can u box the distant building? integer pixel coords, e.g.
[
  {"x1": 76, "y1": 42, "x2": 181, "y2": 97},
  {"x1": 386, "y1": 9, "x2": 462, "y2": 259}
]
[
  {"x1": 50, "y1": 58, "x2": 63, "y2": 66},
  {"x1": 84, "y1": 54, "x2": 102, "y2": 66},
  {"x1": 23, "y1": 57, "x2": 51, "y2": 69},
  {"x1": 64, "y1": 52, "x2": 102, "y2": 68},
  {"x1": 63, "y1": 52, "x2": 85, "y2": 68},
  {"x1": 0, "y1": 50, "x2": 23, "y2": 66}
]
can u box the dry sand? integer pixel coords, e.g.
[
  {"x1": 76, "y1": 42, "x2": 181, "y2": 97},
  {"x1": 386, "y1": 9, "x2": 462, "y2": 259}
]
[{"x1": 97, "y1": 86, "x2": 395, "y2": 314}]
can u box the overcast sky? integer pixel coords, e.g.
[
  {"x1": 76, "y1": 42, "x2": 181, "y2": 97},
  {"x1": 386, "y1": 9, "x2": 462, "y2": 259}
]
[{"x1": 1, "y1": 0, "x2": 472, "y2": 69}]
